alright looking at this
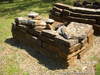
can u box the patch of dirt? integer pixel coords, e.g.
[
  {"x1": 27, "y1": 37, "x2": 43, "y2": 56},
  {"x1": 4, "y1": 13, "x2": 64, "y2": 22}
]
[{"x1": 0, "y1": 35, "x2": 100, "y2": 75}]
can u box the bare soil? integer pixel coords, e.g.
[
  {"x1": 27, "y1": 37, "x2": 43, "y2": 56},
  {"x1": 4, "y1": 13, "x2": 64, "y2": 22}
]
[{"x1": 0, "y1": 35, "x2": 100, "y2": 75}]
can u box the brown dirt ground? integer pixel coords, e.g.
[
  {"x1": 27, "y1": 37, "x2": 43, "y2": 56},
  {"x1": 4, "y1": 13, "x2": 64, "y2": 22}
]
[{"x1": 0, "y1": 35, "x2": 100, "y2": 75}]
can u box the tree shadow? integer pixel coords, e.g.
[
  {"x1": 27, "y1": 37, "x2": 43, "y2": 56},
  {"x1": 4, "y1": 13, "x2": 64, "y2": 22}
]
[{"x1": 5, "y1": 38, "x2": 68, "y2": 70}]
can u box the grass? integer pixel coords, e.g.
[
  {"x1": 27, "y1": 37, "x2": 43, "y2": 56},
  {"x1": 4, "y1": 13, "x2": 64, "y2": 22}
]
[
  {"x1": 0, "y1": 0, "x2": 53, "y2": 18},
  {"x1": 0, "y1": 0, "x2": 53, "y2": 75},
  {"x1": 96, "y1": 63, "x2": 100, "y2": 75},
  {"x1": 0, "y1": 53, "x2": 30, "y2": 75},
  {"x1": 0, "y1": 18, "x2": 13, "y2": 42},
  {"x1": 0, "y1": 0, "x2": 52, "y2": 42},
  {"x1": 0, "y1": 0, "x2": 100, "y2": 75}
]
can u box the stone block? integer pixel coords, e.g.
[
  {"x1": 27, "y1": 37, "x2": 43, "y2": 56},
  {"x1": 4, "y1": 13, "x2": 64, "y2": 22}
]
[
  {"x1": 54, "y1": 3, "x2": 100, "y2": 15},
  {"x1": 41, "y1": 30, "x2": 58, "y2": 38}
]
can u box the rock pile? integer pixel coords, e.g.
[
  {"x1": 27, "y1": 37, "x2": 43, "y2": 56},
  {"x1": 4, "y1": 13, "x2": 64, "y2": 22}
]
[{"x1": 12, "y1": 11, "x2": 94, "y2": 66}]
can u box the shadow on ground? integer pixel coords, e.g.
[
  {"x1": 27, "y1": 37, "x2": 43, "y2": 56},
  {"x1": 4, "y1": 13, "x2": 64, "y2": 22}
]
[{"x1": 5, "y1": 38, "x2": 67, "y2": 70}]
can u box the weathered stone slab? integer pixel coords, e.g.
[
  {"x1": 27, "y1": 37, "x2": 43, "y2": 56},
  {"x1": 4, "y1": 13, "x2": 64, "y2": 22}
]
[
  {"x1": 15, "y1": 17, "x2": 33, "y2": 26},
  {"x1": 50, "y1": 10, "x2": 96, "y2": 24},
  {"x1": 12, "y1": 24, "x2": 41, "y2": 48},
  {"x1": 15, "y1": 17, "x2": 47, "y2": 28},
  {"x1": 28, "y1": 29, "x2": 41, "y2": 37},
  {"x1": 41, "y1": 30, "x2": 58, "y2": 38},
  {"x1": 69, "y1": 43, "x2": 82, "y2": 53},
  {"x1": 50, "y1": 10, "x2": 62, "y2": 17},
  {"x1": 64, "y1": 16, "x2": 96, "y2": 24},
  {"x1": 39, "y1": 35, "x2": 55, "y2": 45},
  {"x1": 42, "y1": 42, "x2": 67, "y2": 59},
  {"x1": 52, "y1": 6, "x2": 62, "y2": 13},
  {"x1": 51, "y1": 7, "x2": 100, "y2": 20},
  {"x1": 28, "y1": 12, "x2": 39, "y2": 18},
  {"x1": 70, "y1": 11, "x2": 100, "y2": 20},
  {"x1": 49, "y1": 14, "x2": 65, "y2": 22},
  {"x1": 54, "y1": 3, "x2": 100, "y2": 15},
  {"x1": 55, "y1": 35, "x2": 79, "y2": 47},
  {"x1": 39, "y1": 36, "x2": 70, "y2": 54},
  {"x1": 50, "y1": 3, "x2": 100, "y2": 27}
]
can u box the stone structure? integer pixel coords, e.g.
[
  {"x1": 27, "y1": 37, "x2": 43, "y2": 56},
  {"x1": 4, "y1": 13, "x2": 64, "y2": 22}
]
[
  {"x1": 12, "y1": 11, "x2": 94, "y2": 67},
  {"x1": 50, "y1": 3, "x2": 100, "y2": 33},
  {"x1": 11, "y1": 3, "x2": 99, "y2": 74}
]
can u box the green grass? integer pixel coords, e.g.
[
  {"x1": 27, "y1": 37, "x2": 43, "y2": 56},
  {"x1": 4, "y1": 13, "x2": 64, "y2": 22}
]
[
  {"x1": 0, "y1": 0, "x2": 100, "y2": 75},
  {"x1": 0, "y1": 0, "x2": 53, "y2": 42},
  {"x1": 23, "y1": 72, "x2": 29, "y2": 75},
  {"x1": 0, "y1": 46, "x2": 5, "y2": 51},
  {"x1": 89, "y1": 56, "x2": 100, "y2": 75},
  {"x1": 0, "y1": 0, "x2": 52, "y2": 75},
  {"x1": 96, "y1": 63, "x2": 100, "y2": 75},
  {"x1": 0, "y1": 0, "x2": 53, "y2": 18},
  {"x1": 0, "y1": 55, "x2": 30, "y2": 75},
  {"x1": 0, "y1": 18, "x2": 13, "y2": 42}
]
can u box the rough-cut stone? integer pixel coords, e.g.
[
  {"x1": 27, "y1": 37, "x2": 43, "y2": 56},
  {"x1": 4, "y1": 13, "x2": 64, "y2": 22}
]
[
  {"x1": 12, "y1": 9, "x2": 94, "y2": 68},
  {"x1": 28, "y1": 29, "x2": 41, "y2": 37},
  {"x1": 52, "y1": 6, "x2": 62, "y2": 13},
  {"x1": 50, "y1": 2, "x2": 100, "y2": 28},
  {"x1": 15, "y1": 17, "x2": 32, "y2": 25},
  {"x1": 39, "y1": 36, "x2": 55, "y2": 45},
  {"x1": 41, "y1": 30, "x2": 58, "y2": 38},
  {"x1": 56, "y1": 22, "x2": 93, "y2": 45},
  {"x1": 34, "y1": 20, "x2": 46, "y2": 26},
  {"x1": 15, "y1": 17, "x2": 47, "y2": 28},
  {"x1": 45, "y1": 19, "x2": 54, "y2": 24},
  {"x1": 70, "y1": 12, "x2": 100, "y2": 20},
  {"x1": 28, "y1": 12, "x2": 39, "y2": 18},
  {"x1": 54, "y1": 3, "x2": 100, "y2": 15},
  {"x1": 64, "y1": 16, "x2": 96, "y2": 24},
  {"x1": 50, "y1": 12, "x2": 96, "y2": 24}
]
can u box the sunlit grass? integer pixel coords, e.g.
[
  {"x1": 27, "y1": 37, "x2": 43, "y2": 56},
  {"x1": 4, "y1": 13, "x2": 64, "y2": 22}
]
[
  {"x1": 96, "y1": 63, "x2": 100, "y2": 75},
  {"x1": 0, "y1": 53, "x2": 30, "y2": 75},
  {"x1": 0, "y1": 1, "x2": 51, "y2": 75},
  {"x1": 0, "y1": 18, "x2": 13, "y2": 42}
]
